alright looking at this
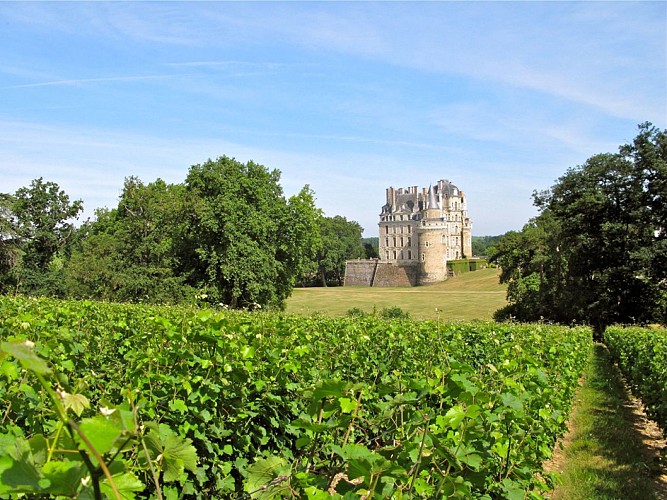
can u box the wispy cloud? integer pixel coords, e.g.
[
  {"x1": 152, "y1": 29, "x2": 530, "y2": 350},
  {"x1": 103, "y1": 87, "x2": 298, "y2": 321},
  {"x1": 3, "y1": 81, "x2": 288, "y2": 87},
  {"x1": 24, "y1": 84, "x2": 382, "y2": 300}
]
[{"x1": 3, "y1": 75, "x2": 168, "y2": 90}]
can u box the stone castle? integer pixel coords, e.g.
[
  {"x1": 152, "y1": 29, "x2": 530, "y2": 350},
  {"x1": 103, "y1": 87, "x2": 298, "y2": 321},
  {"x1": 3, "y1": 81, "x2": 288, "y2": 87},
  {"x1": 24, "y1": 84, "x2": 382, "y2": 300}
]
[{"x1": 345, "y1": 179, "x2": 472, "y2": 287}]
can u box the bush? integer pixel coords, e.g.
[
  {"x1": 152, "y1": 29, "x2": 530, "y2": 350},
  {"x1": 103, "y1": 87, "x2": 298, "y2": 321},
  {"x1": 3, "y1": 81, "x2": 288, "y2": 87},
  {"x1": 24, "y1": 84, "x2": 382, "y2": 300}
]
[
  {"x1": 379, "y1": 306, "x2": 410, "y2": 320},
  {"x1": 346, "y1": 307, "x2": 369, "y2": 318}
]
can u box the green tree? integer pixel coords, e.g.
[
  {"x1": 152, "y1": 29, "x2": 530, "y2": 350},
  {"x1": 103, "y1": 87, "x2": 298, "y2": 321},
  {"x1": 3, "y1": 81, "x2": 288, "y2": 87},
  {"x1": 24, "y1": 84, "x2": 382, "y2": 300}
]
[
  {"x1": 2, "y1": 178, "x2": 83, "y2": 295},
  {"x1": 472, "y1": 235, "x2": 504, "y2": 257},
  {"x1": 0, "y1": 194, "x2": 21, "y2": 293},
  {"x1": 315, "y1": 215, "x2": 365, "y2": 286},
  {"x1": 362, "y1": 237, "x2": 379, "y2": 259},
  {"x1": 278, "y1": 186, "x2": 323, "y2": 290},
  {"x1": 491, "y1": 123, "x2": 667, "y2": 333},
  {"x1": 488, "y1": 214, "x2": 565, "y2": 322},
  {"x1": 11, "y1": 178, "x2": 83, "y2": 272},
  {"x1": 183, "y1": 156, "x2": 317, "y2": 308},
  {"x1": 66, "y1": 178, "x2": 192, "y2": 303}
]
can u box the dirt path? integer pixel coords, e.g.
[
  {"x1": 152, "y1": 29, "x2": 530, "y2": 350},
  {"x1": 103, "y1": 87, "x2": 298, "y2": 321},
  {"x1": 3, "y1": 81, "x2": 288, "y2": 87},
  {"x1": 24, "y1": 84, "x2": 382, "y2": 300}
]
[{"x1": 543, "y1": 344, "x2": 666, "y2": 499}]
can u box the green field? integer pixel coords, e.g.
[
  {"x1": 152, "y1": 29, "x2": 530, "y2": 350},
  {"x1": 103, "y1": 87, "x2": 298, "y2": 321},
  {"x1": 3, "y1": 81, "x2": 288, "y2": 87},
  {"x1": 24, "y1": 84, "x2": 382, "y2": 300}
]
[{"x1": 286, "y1": 267, "x2": 507, "y2": 320}]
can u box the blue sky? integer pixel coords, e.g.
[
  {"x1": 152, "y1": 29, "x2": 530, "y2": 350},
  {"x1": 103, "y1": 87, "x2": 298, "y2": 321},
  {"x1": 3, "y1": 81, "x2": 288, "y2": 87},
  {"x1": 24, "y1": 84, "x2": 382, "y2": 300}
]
[{"x1": 1, "y1": 1, "x2": 665, "y2": 236}]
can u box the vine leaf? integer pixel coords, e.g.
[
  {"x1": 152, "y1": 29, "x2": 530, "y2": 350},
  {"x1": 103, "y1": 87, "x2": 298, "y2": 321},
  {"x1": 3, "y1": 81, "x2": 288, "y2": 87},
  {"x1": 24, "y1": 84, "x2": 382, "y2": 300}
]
[
  {"x1": 0, "y1": 341, "x2": 51, "y2": 375},
  {"x1": 0, "y1": 434, "x2": 42, "y2": 494},
  {"x1": 61, "y1": 392, "x2": 90, "y2": 417},
  {"x1": 244, "y1": 456, "x2": 290, "y2": 499},
  {"x1": 143, "y1": 423, "x2": 198, "y2": 483},
  {"x1": 77, "y1": 416, "x2": 123, "y2": 456},
  {"x1": 99, "y1": 472, "x2": 144, "y2": 498}
]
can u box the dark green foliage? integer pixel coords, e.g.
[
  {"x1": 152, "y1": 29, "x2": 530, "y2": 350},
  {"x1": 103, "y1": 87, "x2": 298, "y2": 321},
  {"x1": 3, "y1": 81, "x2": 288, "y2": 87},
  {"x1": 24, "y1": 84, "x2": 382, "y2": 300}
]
[
  {"x1": 605, "y1": 326, "x2": 667, "y2": 435},
  {"x1": 0, "y1": 194, "x2": 20, "y2": 293},
  {"x1": 315, "y1": 215, "x2": 366, "y2": 286},
  {"x1": 447, "y1": 259, "x2": 488, "y2": 276},
  {"x1": 1, "y1": 156, "x2": 368, "y2": 306},
  {"x1": 362, "y1": 237, "x2": 379, "y2": 258},
  {"x1": 0, "y1": 179, "x2": 83, "y2": 296},
  {"x1": 182, "y1": 157, "x2": 321, "y2": 308},
  {"x1": 472, "y1": 235, "x2": 504, "y2": 257},
  {"x1": 66, "y1": 178, "x2": 194, "y2": 304},
  {"x1": 11, "y1": 178, "x2": 83, "y2": 272},
  {"x1": 490, "y1": 123, "x2": 667, "y2": 330},
  {"x1": 379, "y1": 305, "x2": 410, "y2": 319}
]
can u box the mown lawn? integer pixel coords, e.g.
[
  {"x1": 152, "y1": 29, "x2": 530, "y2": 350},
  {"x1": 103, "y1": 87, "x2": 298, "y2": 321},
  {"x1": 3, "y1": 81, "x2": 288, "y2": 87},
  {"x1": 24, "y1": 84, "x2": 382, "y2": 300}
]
[{"x1": 286, "y1": 267, "x2": 507, "y2": 320}]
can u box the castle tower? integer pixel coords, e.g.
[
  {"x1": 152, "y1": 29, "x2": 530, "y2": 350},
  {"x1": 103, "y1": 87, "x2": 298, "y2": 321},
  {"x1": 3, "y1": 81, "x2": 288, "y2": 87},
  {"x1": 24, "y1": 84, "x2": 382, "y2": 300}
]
[{"x1": 417, "y1": 185, "x2": 448, "y2": 284}]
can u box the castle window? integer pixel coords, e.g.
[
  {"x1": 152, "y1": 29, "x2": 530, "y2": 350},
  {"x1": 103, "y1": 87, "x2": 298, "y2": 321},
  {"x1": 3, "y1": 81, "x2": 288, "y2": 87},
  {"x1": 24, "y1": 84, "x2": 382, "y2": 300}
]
[
  {"x1": 408, "y1": 250, "x2": 412, "y2": 260},
  {"x1": 385, "y1": 226, "x2": 389, "y2": 234},
  {"x1": 393, "y1": 250, "x2": 397, "y2": 260},
  {"x1": 408, "y1": 237, "x2": 412, "y2": 246},
  {"x1": 401, "y1": 237, "x2": 404, "y2": 246},
  {"x1": 385, "y1": 237, "x2": 389, "y2": 247},
  {"x1": 421, "y1": 253, "x2": 425, "y2": 261},
  {"x1": 425, "y1": 241, "x2": 430, "y2": 247},
  {"x1": 385, "y1": 251, "x2": 389, "y2": 260},
  {"x1": 393, "y1": 237, "x2": 397, "y2": 247}
]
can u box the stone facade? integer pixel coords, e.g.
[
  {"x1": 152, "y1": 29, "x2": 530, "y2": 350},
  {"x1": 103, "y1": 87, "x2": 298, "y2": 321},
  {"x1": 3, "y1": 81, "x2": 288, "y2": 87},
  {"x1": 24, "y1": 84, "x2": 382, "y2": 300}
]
[{"x1": 345, "y1": 179, "x2": 472, "y2": 287}]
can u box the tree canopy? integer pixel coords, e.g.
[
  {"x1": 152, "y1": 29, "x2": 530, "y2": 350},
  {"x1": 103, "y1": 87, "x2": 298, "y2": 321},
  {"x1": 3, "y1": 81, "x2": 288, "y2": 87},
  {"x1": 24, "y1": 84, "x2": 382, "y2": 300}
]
[
  {"x1": 2, "y1": 156, "x2": 365, "y2": 308},
  {"x1": 0, "y1": 178, "x2": 83, "y2": 295},
  {"x1": 489, "y1": 123, "x2": 666, "y2": 334},
  {"x1": 314, "y1": 215, "x2": 365, "y2": 286}
]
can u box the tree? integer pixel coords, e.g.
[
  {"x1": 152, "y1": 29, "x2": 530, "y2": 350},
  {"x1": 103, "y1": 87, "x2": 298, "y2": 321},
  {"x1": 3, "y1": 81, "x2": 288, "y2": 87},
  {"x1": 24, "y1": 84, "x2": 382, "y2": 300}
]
[
  {"x1": 0, "y1": 194, "x2": 21, "y2": 293},
  {"x1": 65, "y1": 178, "x2": 192, "y2": 303},
  {"x1": 362, "y1": 237, "x2": 379, "y2": 259},
  {"x1": 12, "y1": 177, "x2": 83, "y2": 271},
  {"x1": 315, "y1": 216, "x2": 365, "y2": 286},
  {"x1": 11, "y1": 178, "x2": 83, "y2": 272},
  {"x1": 487, "y1": 214, "x2": 565, "y2": 323},
  {"x1": 472, "y1": 235, "x2": 504, "y2": 257},
  {"x1": 183, "y1": 156, "x2": 317, "y2": 308},
  {"x1": 490, "y1": 123, "x2": 667, "y2": 333},
  {"x1": 277, "y1": 186, "x2": 323, "y2": 290},
  {"x1": 1, "y1": 178, "x2": 83, "y2": 295}
]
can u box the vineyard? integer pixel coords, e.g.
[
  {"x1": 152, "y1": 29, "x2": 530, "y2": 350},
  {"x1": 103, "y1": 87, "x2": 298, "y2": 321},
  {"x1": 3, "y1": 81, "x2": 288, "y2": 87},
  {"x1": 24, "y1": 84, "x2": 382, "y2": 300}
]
[
  {"x1": 605, "y1": 326, "x2": 667, "y2": 434},
  {"x1": 0, "y1": 296, "x2": 594, "y2": 498}
]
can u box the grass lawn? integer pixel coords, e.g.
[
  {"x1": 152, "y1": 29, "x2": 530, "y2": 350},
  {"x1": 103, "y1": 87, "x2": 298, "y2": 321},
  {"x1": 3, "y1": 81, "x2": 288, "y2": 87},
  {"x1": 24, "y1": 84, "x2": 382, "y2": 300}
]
[{"x1": 286, "y1": 267, "x2": 507, "y2": 321}]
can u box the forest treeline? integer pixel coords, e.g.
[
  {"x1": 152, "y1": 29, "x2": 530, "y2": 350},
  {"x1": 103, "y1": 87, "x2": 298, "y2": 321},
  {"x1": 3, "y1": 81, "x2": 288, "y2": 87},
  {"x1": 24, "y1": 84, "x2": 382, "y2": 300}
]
[{"x1": 0, "y1": 156, "x2": 372, "y2": 309}]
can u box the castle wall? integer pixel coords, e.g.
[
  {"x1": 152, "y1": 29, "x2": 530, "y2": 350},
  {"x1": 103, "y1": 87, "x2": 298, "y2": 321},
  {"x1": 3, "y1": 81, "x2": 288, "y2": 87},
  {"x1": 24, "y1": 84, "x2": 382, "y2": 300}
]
[
  {"x1": 372, "y1": 262, "x2": 418, "y2": 287},
  {"x1": 343, "y1": 260, "x2": 418, "y2": 287},
  {"x1": 343, "y1": 259, "x2": 378, "y2": 286}
]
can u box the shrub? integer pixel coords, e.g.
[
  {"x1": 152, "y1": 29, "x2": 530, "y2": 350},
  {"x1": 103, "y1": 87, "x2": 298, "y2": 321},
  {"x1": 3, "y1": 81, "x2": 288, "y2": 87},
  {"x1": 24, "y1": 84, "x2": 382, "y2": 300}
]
[
  {"x1": 346, "y1": 307, "x2": 368, "y2": 318},
  {"x1": 379, "y1": 306, "x2": 410, "y2": 319}
]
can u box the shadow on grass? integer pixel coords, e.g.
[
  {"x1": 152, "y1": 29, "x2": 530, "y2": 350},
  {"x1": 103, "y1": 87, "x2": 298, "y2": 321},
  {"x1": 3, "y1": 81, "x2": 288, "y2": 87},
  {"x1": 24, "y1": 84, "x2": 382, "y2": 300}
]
[{"x1": 557, "y1": 343, "x2": 664, "y2": 499}]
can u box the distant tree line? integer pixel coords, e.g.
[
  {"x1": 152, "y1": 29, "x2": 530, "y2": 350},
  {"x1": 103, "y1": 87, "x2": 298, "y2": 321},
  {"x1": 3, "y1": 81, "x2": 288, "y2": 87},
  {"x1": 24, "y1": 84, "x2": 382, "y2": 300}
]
[
  {"x1": 0, "y1": 156, "x2": 367, "y2": 309},
  {"x1": 471, "y1": 235, "x2": 504, "y2": 257},
  {"x1": 487, "y1": 123, "x2": 666, "y2": 336}
]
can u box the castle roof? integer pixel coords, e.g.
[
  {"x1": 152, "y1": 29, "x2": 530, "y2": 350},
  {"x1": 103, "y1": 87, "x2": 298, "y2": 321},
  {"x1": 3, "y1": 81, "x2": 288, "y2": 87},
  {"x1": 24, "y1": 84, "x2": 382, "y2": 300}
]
[
  {"x1": 427, "y1": 184, "x2": 438, "y2": 209},
  {"x1": 436, "y1": 179, "x2": 459, "y2": 197}
]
